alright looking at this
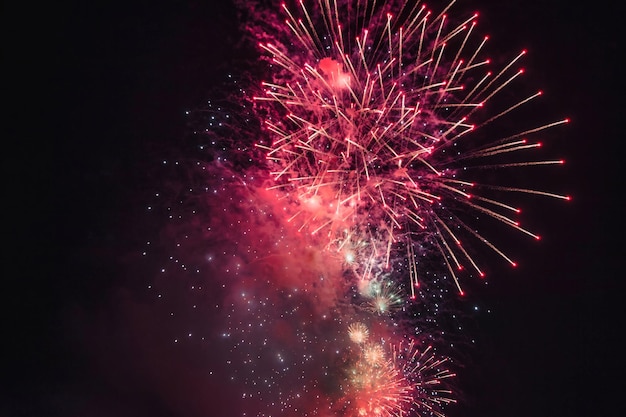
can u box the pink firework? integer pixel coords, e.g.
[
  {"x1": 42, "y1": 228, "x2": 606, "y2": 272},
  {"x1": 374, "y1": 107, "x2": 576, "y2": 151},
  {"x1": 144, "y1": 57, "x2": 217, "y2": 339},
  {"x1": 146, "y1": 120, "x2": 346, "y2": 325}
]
[
  {"x1": 391, "y1": 340, "x2": 456, "y2": 416},
  {"x1": 346, "y1": 352, "x2": 413, "y2": 417},
  {"x1": 254, "y1": 0, "x2": 569, "y2": 294},
  {"x1": 343, "y1": 336, "x2": 455, "y2": 417}
]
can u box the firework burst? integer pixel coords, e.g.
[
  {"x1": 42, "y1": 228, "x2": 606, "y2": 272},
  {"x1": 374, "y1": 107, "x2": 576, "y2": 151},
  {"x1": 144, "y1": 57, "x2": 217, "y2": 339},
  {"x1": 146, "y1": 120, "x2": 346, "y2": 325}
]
[
  {"x1": 254, "y1": 0, "x2": 569, "y2": 294},
  {"x1": 360, "y1": 276, "x2": 405, "y2": 315},
  {"x1": 391, "y1": 339, "x2": 456, "y2": 416},
  {"x1": 362, "y1": 343, "x2": 385, "y2": 366},
  {"x1": 342, "y1": 335, "x2": 455, "y2": 417},
  {"x1": 347, "y1": 355, "x2": 413, "y2": 417},
  {"x1": 349, "y1": 322, "x2": 370, "y2": 344}
]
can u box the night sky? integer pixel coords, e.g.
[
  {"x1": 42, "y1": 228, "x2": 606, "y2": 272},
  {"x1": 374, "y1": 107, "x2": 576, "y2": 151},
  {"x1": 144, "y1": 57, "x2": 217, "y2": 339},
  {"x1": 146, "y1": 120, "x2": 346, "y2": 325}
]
[{"x1": 5, "y1": 0, "x2": 624, "y2": 416}]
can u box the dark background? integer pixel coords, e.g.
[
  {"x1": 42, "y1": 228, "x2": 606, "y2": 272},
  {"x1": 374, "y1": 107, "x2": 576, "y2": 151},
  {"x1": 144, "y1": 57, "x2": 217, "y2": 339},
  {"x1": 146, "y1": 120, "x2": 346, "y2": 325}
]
[{"x1": 5, "y1": 0, "x2": 624, "y2": 416}]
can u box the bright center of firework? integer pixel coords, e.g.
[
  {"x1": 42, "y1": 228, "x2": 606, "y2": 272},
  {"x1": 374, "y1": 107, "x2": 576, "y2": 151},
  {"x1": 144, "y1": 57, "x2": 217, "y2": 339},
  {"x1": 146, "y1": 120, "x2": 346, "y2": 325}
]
[
  {"x1": 374, "y1": 297, "x2": 388, "y2": 313},
  {"x1": 319, "y1": 57, "x2": 351, "y2": 90}
]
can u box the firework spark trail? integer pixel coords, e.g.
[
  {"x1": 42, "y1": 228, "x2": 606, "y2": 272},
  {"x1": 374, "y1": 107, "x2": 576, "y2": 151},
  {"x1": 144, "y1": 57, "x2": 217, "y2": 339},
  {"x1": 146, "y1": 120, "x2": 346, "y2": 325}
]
[{"x1": 252, "y1": 0, "x2": 569, "y2": 294}]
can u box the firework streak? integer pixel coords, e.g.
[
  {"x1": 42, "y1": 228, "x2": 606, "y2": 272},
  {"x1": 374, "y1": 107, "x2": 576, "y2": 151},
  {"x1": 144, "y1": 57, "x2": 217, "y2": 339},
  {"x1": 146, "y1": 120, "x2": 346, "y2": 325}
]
[{"x1": 148, "y1": 1, "x2": 568, "y2": 416}]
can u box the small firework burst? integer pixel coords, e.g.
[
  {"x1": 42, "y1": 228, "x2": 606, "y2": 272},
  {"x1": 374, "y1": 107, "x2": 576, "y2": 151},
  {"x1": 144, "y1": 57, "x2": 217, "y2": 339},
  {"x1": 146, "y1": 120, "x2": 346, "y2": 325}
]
[
  {"x1": 363, "y1": 343, "x2": 386, "y2": 366},
  {"x1": 348, "y1": 322, "x2": 370, "y2": 344},
  {"x1": 364, "y1": 278, "x2": 404, "y2": 315}
]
